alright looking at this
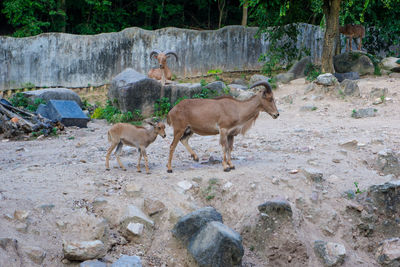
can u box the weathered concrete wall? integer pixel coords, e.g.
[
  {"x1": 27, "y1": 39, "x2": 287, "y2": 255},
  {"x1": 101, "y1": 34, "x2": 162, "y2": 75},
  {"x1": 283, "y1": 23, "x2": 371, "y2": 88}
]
[{"x1": 0, "y1": 23, "x2": 325, "y2": 90}]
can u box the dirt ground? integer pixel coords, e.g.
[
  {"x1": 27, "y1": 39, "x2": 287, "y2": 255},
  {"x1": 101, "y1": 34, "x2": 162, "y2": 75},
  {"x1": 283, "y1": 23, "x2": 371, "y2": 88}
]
[{"x1": 1, "y1": 75, "x2": 400, "y2": 266}]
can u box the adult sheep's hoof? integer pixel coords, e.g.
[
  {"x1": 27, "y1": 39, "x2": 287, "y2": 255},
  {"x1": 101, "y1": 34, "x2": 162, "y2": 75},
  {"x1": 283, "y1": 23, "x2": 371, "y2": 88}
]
[
  {"x1": 106, "y1": 168, "x2": 110, "y2": 171},
  {"x1": 223, "y1": 168, "x2": 231, "y2": 172},
  {"x1": 167, "y1": 170, "x2": 173, "y2": 173},
  {"x1": 230, "y1": 166, "x2": 236, "y2": 170}
]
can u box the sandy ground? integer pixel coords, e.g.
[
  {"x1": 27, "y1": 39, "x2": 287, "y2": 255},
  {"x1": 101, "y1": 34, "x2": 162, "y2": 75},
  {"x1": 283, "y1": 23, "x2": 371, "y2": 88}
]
[{"x1": 1, "y1": 76, "x2": 400, "y2": 266}]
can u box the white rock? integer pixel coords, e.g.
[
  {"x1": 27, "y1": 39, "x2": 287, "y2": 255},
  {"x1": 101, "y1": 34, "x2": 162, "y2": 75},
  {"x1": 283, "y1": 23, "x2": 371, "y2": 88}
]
[
  {"x1": 222, "y1": 182, "x2": 233, "y2": 190},
  {"x1": 177, "y1": 181, "x2": 193, "y2": 192},
  {"x1": 127, "y1": 223, "x2": 144, "y2": 236},
  {"x1": 63, "y1": 240, "x2": 106, "y2": 261}
]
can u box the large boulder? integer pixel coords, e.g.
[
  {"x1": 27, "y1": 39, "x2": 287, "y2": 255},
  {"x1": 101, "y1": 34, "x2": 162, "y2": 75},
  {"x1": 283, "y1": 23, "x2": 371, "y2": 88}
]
[
  {"x1": 108, "y1": 69, "x2": 228, "y2": 117},
  {"x1": 333, "y1": 52, "x2": 374, "y2": 75},
  {"x1": 288, "y1": 56, "x2": 312, "y2": 79},
  {"x1": 188, "y1": 221, "x2": 244, "y2": 267},
  {"x1": 172, "y1": 207, "x2": 223, "y2": 246},
  {"x1": 340, "y1": 79, "x2": 360, "y2": 97},
  {"x1": 381, "y1": 57, "x2": 400, "y2": 72},
  {"x1": 334, "y1": 72, "x2": 360, "y2": 83},
  {"x1": 22, "y1": 88, "x2": 83, "y2": 107},
  {"x1": 62, "y1": 240, "x2": 106, "y2": 261},
  {"x1": 172, "y1": 207, "x2": 244, "y2": 267},
  {"x1": 276, "y1": 73, "x2": 295, "y2": 84},
  {"x1": 375, "y1": 150, "x2": 400, "y2": 177},
  {"x1": 108, "y1": 68, "x2": 162, "y2": 117},
  {"x1": 316, "y1": 73, "x2": 338, "y2": 86}
]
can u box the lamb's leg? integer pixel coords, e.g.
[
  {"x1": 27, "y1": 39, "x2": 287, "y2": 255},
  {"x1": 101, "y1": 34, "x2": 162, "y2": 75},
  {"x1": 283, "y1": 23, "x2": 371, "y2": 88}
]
[
  {"x1": 141, "y1": 147, "x2": 150, "y2": 174},
  {"x1": 105, "y1": 142, "x2": 118, "y2": 170},
  {"x1": 115, "y1": 142, "x2": 126, "y2": 171}
]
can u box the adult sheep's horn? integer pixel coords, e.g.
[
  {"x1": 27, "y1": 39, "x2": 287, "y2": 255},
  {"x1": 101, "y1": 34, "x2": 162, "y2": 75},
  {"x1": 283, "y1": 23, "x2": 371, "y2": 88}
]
[
  {"x1": 150, "y1": 50, "x2": 161, "y2": 59},
  {"x1": 165, "y1": 50, "x2": 178, "y2": 62},
  {"x1": 249, "y1": 80, "x2": 272, "y2": 93}
]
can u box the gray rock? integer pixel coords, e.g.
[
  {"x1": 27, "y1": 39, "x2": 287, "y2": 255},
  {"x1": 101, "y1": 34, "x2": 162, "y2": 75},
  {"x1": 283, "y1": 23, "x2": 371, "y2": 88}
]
[
  {"x1": 124, "y1": 183, "x2": 142, "y2": 198},
  {"x1": 188, "y1": 221, "x2": 244, "y2": 267},
  {"x1": 276, "y1": 72, "x2": 295, "y2": 83},
  {"x1": 172, "y1": 207, "x2": 223, "y2": 246},
  {"x1": 376, "y1": 238, "x2": 400, "y2": 266},
  {"x1": 340, "y1": 79, "x2": 360, "y2": 96},
  {"x1": 205, "y1": 81, "x2": 228, "y2": 95},
  {"x1": 316, "y1": 73, "x2": 338, "y2": 86},
  {"x1": 108, "y1": 68, "x2": 162, "y2": 117},
  {"x1": 302, "y1": 168, "x2": 324, "y2": 182},
  {"x1": 62, "y1": 240, "x2": 106, "y2": 261},
  {"x1": 126, "y1": 223, "x2": 144, "y2": 236},
  {"x1": 369, "y1": 180, "x2": 400, "y2": 216},
  {"x1": 120, "y1": 205, "x2": 154, "y2": 228},
  {"x1": 258, "y1": 199, "x2": 292, "y2": 219},
  {"x1": 0, "y1": 238, "x2": 21, "y2": 267},
  {"x1": 370, "y1": 87, "x2": 388, "y2": 99},
  {"x1": 23, "y1": 88, "x2": 83, "y2": 107},
  {"x1": 375, "y1": 150, "x2": 400, "y2": 177},
  {"x1": 236, "y1": 90, "x2": 255, "y2": 100},
  {"x1": 80, "y1": 259, "x2": 107, "y2": 267},
  {"x1": 249, "y1": 74, "x2": 269, "y2": 85},
  {"x1": 300, "y1": 105, "x2": 317, "y2": 112},
  {"x1": 381, "y1": 57, "x2": 400, "y2": 71},
  {"x1": 314, "y1": 240, "x2": 346, "y2": 266},
  {"x1": 228, "y1": 84, "x2": 248, "y2": 93},
  {"x1": 281, "y1": 94, "x2": 294, "y2": 104},
  {"x1": 232, "y1": 78, "x2": 247, "y2": 87},
  {"x1": 333, "y1": 52, "x2": 374, "y2": 75},
  {"x1": 23, "y1": 246, "x2": 46, "y2": 265},
  {"x1": 111, "y1": 255, "x2": 142, "y2": 267},
  {"x1": 334, "y1": 72, "x2": 360, "y2": 82},
  {"x1": 143, "y1": 198, "x2": 165, "y2": 216},
  {"x1": 351, "y1": 108, "x2": 377, "y2": 119},
  {"x1": 288, "y1": 56, "x2": 312, "y2": 78},
  {"x1": 304, "y1": 82, "x2": 318, "y2": 94}
]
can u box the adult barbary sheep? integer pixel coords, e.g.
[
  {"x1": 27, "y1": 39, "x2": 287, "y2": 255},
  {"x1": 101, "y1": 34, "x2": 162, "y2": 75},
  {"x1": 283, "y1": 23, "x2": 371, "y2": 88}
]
[
  {"x1": 148, "y1": 50, "x2": 178, "y2": 85},
  {"x1": 166, "y1": 80, "x2": 279, "y2": 173},
  {"x1": 105, "y1": 121, "x2": 166, "y2": 173}
]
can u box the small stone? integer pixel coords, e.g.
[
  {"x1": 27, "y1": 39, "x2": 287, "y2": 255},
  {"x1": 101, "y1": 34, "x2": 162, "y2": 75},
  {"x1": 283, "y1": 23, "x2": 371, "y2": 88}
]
[
  {"x1": 222, "y1": 182, "x2": 233, "y2": 190},
  {"x1": 124, "y1": 183, "x2": 142, "y2": 197},
  {"x1": 80, "y1": 259, "x2": 107, "y2": 267},
  {"x1": 23, "y1": 246, "x2": 46, "y2": 265},
  {"x1": 92, "y1": 197, "x2": 107, "y2": 207},
  {"x1": 120, "y1": 205, "x2": 154, "y2": 228},
  {"x1": 332, "y1": 159, "x2": 341, "y2": 163},
  {"x1": 39, "y1": 204, "x2": 55, "y2": 212},
  {"x1": 143, "y1": 198, "x2": 165, "y2": 216},
  {"x1": 314, "y1": 240, "x2": 346, "y2": 266},
  {"x1": 302, "y1": 168, "x2": 324, "y2": 182},
  {"x1": 271, "y1": 178, "x2": 280, "y2": 185},
  {"x1": 289, "y1": 169, "x2": 299, "y2": 174},
  {"x1": 373, "y1": 98, "x2": 383, "y2": 105},
  {"x1": 177, "y1": 181, "x2": 193, "y2": 192},
  {"x1": 63, "y1": 240, "x2": 106, "y2": 261},
  {"x1": 376, "y1": 238, "x2": 400, "y2": 266},
  {"x1": 111, "y1": 255, "x2": 142, "y2": 267},
  {"x1": 339, "y1": 140, "x2": 358, "y2": 149},
  {"x1": 15, "y1": 222, "x2": 28, "y2": 233},
  {"x1": 14, "y1": 210, "x2": 30, "y2": 222},
  {"x1": 4, "y1": 213, "x2": 13, "y2": 221},
  {"x1": 127, "y1": 223, "x2": 144, "y2": 236}
]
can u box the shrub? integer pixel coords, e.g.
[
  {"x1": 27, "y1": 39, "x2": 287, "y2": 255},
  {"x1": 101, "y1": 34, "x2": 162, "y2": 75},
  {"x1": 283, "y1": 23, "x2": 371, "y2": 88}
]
[{"x1": 91, "y1": 100, "x2": 142, "y2": 124}]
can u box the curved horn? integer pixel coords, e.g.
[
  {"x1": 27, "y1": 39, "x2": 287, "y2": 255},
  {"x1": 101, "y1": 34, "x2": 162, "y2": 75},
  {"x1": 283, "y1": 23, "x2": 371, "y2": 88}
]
[
  {"x1": 250, "y1": 80, "x2": 272, "y2": 93},
  {"x1": 150, "y1": 50, "x2": 161, "y2": 60},
  {"x1": 165, "y1": 50, "x2": 178, "y2": 62}
]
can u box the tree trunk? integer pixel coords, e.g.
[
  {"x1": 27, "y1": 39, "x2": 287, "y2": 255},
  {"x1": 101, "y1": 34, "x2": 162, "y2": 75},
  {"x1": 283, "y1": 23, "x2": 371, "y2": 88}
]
[
  {"x1": 241, "y1": 1, "x2": 248, "y2": 26},
  {"x1": 218, "y1": 0, "x2": 226, "y2": 28},
  {"x1": 321, "y1": 0, "x2": 341, "y2": 73}
]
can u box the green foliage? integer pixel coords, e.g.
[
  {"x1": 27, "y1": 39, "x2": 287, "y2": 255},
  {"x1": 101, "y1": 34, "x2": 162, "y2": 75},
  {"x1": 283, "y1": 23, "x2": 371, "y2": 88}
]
[
  {"x1": 9, "y1": 93, "x2": 45, "y2": 112},
  {"x1": 268, "y1": 77, "x2": 278, "y2": 90},
  {"x1": 304, "y1": 63, "x2": 321, "y2": 81},
  {"x1": 365, "y1": 53, "x2": 381, "y2": 76},
  {"x1": 354, "y1": 182, "x2": 364, "y2": 194},
  {"x1": 91, "y1": 100, "x2": 143, "y2": 123},
  {"x1": 207, "y1": 69, "x2": 222, "y2": 74},
  {"x1": 200, "y1": 79, "x2": 208, "y2": 87},
  {"x1": 174, "y1": 96, "x2": 188, "y2": 106},
  {"x1": 259, "y1": 24, "x2": 310, "y2": 76},
  {"x1": 153, "y1": 97, "x2": 171, "y2": 118},
  {"x1": 192, "y1": 87, "x2": 219, "y2": 99}
]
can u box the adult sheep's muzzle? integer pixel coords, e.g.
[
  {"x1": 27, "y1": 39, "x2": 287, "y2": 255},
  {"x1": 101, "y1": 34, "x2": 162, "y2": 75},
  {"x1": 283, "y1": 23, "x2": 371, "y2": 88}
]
[{"x1": 272, "y1": 113, "x2": 279, "y2": 119}]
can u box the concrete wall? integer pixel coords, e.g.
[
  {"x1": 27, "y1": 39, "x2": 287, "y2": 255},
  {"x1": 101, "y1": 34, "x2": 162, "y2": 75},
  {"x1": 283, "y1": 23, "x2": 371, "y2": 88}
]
[{"x1": 0, "y1": 23, "x2": 325, "y2": 90}]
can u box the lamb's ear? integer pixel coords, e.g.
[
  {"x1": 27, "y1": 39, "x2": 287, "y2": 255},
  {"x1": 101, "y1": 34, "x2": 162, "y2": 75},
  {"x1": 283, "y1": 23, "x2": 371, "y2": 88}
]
[{"x1": 147, "y1": 121, "x2": 156, "y2": 127}]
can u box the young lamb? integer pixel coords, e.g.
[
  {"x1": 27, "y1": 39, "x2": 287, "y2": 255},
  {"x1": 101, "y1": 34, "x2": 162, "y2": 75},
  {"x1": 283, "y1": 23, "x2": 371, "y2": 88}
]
[{"x1": 105, "y1": 121, "x2": 166, "y2": 173}]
